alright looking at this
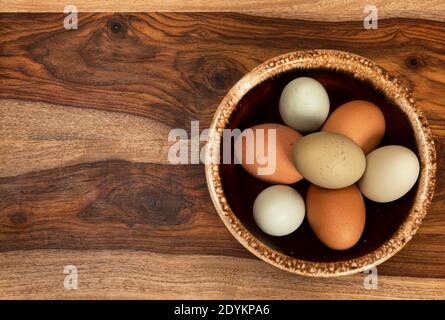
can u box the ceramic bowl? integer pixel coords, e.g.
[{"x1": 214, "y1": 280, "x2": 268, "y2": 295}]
[{"x1": 205, "y1": 49, "x2": 436, "y2": 277}]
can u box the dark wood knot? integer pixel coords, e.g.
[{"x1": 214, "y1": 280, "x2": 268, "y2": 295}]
[
  {"x1": 9, "y1": 211, "x2": 30, "y2": 226},
  {"x1": 406, "y1": 56, "x2": 423, "y2": 69},
  {"x1": 108, "y1": 19, "x2": 125, "y2": 37}
]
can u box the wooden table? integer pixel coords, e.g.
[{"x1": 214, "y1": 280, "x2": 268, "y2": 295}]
[{"x1": 0, "y1": 2, "x2": 444, "y2": 299}]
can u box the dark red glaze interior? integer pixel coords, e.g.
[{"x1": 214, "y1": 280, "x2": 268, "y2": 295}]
[{"x1": 220, "y1": 69, "x2": 419, "y2": 262}]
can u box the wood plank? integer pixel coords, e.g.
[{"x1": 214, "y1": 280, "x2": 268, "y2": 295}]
[
  {"x1": 1, "y1": 13, "x2": 444, "y2": 125},
  {"x1": 0, "y1": 161, "x2": 251, "y2": 257},
  {"x1": 0, "y1": 250, "x2": 444, "y2": 299},
  {"x1": 0, "y1": 99, "x2": 173, "y2": 177},
  {"x1": 0, "y1": 0, "x2": 444, "y2": 22}
]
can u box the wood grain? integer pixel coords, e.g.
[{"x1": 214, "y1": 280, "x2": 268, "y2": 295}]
[
  {"x1": 0, "y1": 0, "x2": 444, "y2": 22},
  {"x1": 0, "y1": 12, "x2": 444, "y2": 299},
  {"x1": 0, "y1": 99, "x2": 174, "y2": 177},
  {"x1": 1, "y1": 250, "x2": 444, "y2": 299}
]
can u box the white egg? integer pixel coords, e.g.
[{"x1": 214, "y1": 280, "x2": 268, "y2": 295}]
[
  {"x1": 358, "y1": 145, "x2": 420, "y2": 203},
  {"x1": 253, "y1": 185, "x2": 305, "y2": 236},
  {"x1": 279, "y1": 77, "x2": 330, "y2": 133}
]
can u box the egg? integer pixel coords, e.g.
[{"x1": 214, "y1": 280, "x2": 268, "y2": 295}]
[
  {"x1": 322, "y1": 100, "x2": 385, "y2": 154},
  {"x1": 292, "y1": 132, "x2": 366, "y2": 189},
  {"x1": 234, "y1": 123, "x2": 303, "y2": 184},
  {"x1": 306, "y1": 184, "x2": 366, "y2": 250},
  {"x1": 358, "y1": 145, "x2": 420, "y2": 202},
  {"x1": 253, "y1": 185, "x2": 305, "y2": 236},
  {"x1": 279, "y1": 77, "x2": 330, "y2": 133}
]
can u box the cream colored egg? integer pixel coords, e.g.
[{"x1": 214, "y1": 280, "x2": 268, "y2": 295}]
[
  {"x1": 279, "y1": 77, "x2": 330, "y2": 133},
  {"x1": 292, "y1": 132, "x2": 366, "y2": 189},
  {"x1": 358, "y1": 145, "x2": 420, "y2": 203},
  {"x1": 253, "y1": 185, "x2": 305, "y2": 236}
]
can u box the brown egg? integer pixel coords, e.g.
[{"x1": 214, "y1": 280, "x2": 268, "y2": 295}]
[
  {"x1": 322, "y1": 100, "x2": 385, "y2": 154},
  {"x1": 306, "y1": 184, "x2": 366, "y2": 250},
  {"x1": 234, "y1": 123, "x2": 303, "y2": 184}
]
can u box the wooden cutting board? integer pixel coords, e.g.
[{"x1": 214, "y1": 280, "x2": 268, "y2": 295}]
[{"x1": 0, "y1": 12, "x2": 444, "y2": 299}]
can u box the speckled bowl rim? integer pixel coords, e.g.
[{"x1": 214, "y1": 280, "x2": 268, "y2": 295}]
[{"x1": 205, "y1": 49, "x2": 436, "y2": 277}]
